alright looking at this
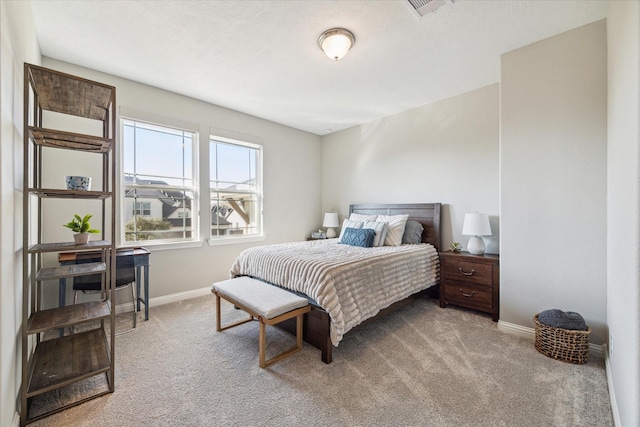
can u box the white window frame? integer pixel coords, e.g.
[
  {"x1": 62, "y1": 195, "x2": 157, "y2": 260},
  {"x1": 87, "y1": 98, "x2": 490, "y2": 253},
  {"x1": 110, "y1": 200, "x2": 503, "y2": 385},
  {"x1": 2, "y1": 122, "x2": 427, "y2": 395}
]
[
  {"x1": 119, "y1": 117, "x2": 200, "y2": 249},
  {"x1": 208, "y1": 133, "x2": 264, "y2": 245}
]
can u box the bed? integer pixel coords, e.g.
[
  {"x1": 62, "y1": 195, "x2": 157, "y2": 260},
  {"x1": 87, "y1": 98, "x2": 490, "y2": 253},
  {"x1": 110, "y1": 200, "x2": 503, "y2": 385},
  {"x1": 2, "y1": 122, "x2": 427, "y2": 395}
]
[{"x1": 230, "y1": 203, "x2": 441, "y2": 363}]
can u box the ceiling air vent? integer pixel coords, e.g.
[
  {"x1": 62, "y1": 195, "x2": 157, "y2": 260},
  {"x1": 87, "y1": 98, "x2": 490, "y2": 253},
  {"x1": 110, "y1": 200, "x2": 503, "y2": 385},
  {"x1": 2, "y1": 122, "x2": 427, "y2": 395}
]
[{"x1": 404, "y1": 0, "x2": 451, "y2": 17}]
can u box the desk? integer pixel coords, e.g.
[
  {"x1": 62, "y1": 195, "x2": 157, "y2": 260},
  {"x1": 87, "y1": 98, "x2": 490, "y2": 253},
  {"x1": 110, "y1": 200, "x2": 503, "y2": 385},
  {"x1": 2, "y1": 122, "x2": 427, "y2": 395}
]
[{"x1": 59, "y1": 247, "x2": 151, "y2": 320}]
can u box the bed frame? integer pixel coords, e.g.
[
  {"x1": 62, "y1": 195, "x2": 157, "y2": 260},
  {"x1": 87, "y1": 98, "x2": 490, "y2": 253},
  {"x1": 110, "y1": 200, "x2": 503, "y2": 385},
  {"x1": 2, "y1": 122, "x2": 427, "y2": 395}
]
[{"x1": 278, "y1": 203, "x2": 442, "y2": 364}]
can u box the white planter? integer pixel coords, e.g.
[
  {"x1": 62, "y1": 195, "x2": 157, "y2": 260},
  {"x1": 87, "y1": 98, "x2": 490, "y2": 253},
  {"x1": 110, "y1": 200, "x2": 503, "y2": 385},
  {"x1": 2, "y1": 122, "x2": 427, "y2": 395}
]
[{"x1": 73, "y1": 233, "x2": 90, "y2": 245}]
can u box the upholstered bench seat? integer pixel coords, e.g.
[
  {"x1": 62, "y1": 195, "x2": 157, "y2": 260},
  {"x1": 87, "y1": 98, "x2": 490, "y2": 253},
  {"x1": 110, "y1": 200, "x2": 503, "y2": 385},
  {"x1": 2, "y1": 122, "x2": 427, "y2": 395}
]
[{"x1": 211, "y1": 276, "x2": 310, "y2": 368}]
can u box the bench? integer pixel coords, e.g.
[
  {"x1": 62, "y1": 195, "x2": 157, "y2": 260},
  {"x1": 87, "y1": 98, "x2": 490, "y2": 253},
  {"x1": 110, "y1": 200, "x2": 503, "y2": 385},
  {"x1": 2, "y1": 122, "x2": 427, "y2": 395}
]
[{"x1": 211, "y1": 276, "x2": 311, "y2": 368}]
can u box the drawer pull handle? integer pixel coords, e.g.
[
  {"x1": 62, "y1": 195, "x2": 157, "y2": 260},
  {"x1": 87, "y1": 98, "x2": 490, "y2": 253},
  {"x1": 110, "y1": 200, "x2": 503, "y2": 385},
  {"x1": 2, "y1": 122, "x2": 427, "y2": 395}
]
[
  {"x1": 458, "y1": 267, "x2": 475, "y2": 276},
  {"x1": 459, "y1": 289, "x2": 475, "y2": 298}
]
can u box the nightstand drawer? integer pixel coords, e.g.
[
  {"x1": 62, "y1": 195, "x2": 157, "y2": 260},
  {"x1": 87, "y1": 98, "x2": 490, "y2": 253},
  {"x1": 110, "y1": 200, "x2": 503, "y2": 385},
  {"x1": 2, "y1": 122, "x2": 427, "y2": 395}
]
[
  {"x1": 443, "y1": 259, "x2": 493, "y2": 286},
  {"x1": 443, "y1": 281, "x2": 492, "y2": 312}
]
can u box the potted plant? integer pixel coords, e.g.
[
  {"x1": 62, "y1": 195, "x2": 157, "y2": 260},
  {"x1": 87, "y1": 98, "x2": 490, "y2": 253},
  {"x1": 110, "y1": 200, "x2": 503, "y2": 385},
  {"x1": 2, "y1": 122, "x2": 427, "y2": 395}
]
[{"x1": 63, "y1": 214, "x2": 100, "y2": 244}]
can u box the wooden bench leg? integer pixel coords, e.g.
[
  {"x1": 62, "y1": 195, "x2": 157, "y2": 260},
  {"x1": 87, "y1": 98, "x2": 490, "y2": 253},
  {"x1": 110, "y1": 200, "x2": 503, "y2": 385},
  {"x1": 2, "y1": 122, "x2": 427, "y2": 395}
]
[
  {"x1": 261, "y1": 309, "x2": 310, "y2": 368},
  {"x1": 214, "y1": 292, "x2": 253, "y2": 332},
  {"x1": 259, "y1": 321, "x2": 267, "y2": 369},
  {"x1": 215, "y1": 294, "x2": 221, "y2": 332}
]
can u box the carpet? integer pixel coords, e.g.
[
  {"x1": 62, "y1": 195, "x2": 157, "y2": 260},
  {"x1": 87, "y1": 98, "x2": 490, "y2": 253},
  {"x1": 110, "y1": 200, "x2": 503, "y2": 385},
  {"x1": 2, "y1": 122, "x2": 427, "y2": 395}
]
[{"x1": 29, "y1": 295, "x2": 613, "y2": 426}]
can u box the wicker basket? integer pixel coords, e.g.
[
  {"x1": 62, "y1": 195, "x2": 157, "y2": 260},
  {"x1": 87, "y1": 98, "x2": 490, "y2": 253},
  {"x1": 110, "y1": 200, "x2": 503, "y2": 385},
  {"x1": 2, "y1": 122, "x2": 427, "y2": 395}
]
[{"x1": 534, "y1": 314, "x2": 591, "y2": 364}]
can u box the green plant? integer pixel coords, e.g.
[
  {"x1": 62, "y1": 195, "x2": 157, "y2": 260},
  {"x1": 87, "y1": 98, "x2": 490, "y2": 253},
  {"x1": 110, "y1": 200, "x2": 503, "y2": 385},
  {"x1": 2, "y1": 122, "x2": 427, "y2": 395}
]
[{"x1": 63, "y1": 214, "x2": 100, "y2": 234}]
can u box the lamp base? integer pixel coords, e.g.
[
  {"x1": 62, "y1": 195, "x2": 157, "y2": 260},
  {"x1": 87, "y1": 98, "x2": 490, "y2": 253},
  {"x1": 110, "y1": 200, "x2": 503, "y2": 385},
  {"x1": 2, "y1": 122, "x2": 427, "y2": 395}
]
[
  {"x1": 326, "y1": 227, "x2": 336, "y2": 238},
  {"x1": 467, "y1": 236, "x2": 486, "y2": 255}
]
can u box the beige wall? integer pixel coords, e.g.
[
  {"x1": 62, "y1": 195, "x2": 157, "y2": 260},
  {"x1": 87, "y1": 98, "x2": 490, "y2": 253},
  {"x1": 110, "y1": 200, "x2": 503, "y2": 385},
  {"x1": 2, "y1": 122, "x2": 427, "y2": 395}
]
[
  {"x1": 606, "y1": 1, "x2": 640, "y2": 425},
  {"x1": 0, "y1": 2, "x2": 41, "y2": 425},
  {"x1": 500, "y1": 21, "x2": 608, "y2": 343},
  {"x1": 321, "y1": 84, "x2": 500, "y2": 254}
]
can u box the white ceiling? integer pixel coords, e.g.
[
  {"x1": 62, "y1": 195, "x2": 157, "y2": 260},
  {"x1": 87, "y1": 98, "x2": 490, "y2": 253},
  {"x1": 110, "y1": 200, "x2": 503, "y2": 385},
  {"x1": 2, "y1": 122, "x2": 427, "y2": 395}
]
[{"x1": 29, "y1": 0, "x2": 607, "y2": 135}]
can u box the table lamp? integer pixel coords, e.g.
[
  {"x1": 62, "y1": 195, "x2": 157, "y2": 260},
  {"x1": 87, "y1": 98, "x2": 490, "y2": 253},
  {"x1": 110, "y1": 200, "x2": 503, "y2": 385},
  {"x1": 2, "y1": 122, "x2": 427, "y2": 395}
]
[
  {"x1": 462, "y1": 213, "x2": 492, "y2": 255},
  {"x1": 323, "y1": 213, "x2": 339, "y2": 238}
]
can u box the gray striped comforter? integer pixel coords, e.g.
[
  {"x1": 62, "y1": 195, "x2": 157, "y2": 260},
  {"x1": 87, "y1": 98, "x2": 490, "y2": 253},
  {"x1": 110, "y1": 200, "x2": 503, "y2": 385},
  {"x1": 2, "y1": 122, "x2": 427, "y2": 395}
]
[{"x1": 229, "y1": 239, "x2": 439, "y2": 346}]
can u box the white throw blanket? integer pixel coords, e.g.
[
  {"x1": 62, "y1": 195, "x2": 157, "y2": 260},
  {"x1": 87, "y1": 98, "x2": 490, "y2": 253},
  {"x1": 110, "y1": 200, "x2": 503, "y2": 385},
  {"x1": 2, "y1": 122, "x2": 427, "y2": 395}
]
[{"x1": 229, "y1": 239, "x2": 439, "y2": 346}]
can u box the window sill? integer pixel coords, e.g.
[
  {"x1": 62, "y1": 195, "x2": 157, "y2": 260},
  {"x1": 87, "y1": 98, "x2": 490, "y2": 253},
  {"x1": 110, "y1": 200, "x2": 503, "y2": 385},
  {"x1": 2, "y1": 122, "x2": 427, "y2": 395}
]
[
  {"x1": 118, "y1": 240, "x2": 203, "y2": 252},
  {"x1": 207, "y1": 235, "x2": 266, "y2": 246}
]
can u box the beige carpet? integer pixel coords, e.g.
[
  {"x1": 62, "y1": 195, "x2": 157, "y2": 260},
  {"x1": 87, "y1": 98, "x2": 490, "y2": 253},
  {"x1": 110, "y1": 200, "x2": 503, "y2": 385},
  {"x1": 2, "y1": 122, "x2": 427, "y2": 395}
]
[{"x1": 29, "y1": 295, "x2": 612, "y2": 426}]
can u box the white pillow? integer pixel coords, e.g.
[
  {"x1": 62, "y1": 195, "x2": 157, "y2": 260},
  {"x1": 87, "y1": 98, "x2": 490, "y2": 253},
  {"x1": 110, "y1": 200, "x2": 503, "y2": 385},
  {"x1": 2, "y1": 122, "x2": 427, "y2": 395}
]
[
  {"x1": 338, "y1": 219, "x2": 363, "y2": 241},
  {"x1": 376, "y1": 214, "x2": 409, "y2": 246},
  {"x1": 362, "y1": 221, "x2": 388, "y2": 247},
  {"x1": 349, "y1": 213, "x2": 377, "y2": 222}
]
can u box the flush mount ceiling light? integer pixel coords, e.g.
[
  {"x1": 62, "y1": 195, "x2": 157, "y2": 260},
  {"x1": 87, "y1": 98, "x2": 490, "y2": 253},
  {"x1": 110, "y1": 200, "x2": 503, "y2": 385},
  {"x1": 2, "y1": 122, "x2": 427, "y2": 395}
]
[{"x1": 318, "y1": 28, "x2": 355, "y2": 61}]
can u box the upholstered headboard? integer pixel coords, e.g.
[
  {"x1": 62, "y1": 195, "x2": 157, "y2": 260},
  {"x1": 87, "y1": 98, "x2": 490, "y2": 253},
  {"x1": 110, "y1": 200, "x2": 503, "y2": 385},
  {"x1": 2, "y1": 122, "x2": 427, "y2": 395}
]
[{"x1": 348, "y1": 203, "x2": 442, "y2": 252}]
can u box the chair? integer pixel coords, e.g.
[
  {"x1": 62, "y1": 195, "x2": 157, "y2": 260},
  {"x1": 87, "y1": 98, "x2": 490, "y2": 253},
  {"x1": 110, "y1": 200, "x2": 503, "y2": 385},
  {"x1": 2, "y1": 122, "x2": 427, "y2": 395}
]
[{"x1": 73, "y1": 250, "x2": 137, "y2": 333}]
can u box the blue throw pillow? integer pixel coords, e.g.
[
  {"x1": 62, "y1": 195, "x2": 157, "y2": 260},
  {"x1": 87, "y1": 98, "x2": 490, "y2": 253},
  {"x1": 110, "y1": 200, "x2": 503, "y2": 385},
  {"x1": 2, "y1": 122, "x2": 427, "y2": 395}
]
[{"x1": 340, "y1": 227, "x2": 376, "y2": 248}]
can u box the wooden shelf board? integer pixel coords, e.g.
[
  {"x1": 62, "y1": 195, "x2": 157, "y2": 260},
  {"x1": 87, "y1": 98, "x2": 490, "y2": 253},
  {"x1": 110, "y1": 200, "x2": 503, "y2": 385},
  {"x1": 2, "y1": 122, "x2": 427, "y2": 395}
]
[
  {"x1": 36, "y1": 262, "x2": 106, "y2": 281},
  {"x1": 28, "y1": 127, "x2": 112, "y2": 153},
  {"x1": 26, "y1": 387, "x2": 112, "y2": 424},
  {"x1": 29, "y1": 67, "x2": 114, "y2": 121},
  {"x1": 28, "y1": 187, "x2": 112, "y2": 199},
  {"x1": 27, "y1": 328, "x2": 111, "y2": 397},
  {"x1": 28, "y1": 240, "x2": 111, "y2": 254},
  {"x1": 27, "y1": 301, "x2": 111, "y2": 334}
]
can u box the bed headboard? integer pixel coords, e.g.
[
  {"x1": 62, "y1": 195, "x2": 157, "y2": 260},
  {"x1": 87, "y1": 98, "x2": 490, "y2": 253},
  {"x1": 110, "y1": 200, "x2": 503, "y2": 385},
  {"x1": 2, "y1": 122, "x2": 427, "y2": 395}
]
[{"x1": 349, "y1": 203, "x2": 442, "y2": 252}]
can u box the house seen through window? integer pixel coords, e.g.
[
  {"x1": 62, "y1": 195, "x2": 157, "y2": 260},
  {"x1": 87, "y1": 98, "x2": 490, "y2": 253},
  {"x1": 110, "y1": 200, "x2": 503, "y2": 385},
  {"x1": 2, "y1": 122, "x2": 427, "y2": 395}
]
[
  {"x1": 121, "y1": 119, "x2": 198, "y2": 244},
  {"x1": 210, "y1": 137, "x2": 262, "y2": 239}
]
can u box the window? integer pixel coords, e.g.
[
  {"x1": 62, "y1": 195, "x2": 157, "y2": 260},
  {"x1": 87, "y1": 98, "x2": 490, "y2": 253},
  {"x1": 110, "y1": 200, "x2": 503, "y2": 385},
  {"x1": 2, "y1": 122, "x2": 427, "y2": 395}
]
[
  {"x1": 210, "y1": 137, "x2": 262, "y2": 239},
  {"x1": 133, "y1": 201, "x2": 151, "y2": 216},
  {"x1": 121, "y1": 119, "x2": 198, "y2": 244}
]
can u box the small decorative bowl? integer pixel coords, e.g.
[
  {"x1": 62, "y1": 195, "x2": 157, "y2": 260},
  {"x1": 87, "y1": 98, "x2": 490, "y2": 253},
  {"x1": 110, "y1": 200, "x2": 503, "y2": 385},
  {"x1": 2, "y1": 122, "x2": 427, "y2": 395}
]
[{"x1": 65, "y1": 176, "x2": 92, "y2": 191}]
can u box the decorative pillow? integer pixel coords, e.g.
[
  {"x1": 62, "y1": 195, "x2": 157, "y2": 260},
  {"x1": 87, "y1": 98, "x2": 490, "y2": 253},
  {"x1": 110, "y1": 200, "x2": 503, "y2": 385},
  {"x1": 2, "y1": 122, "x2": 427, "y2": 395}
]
[
  {"x1": 339, "y1": 227, "x2": 376, "y2": 248},
  {"x1": 402, "y1": 220, "x2": 424, "y2": 244},
  {"x1": 362, "y1": 221, "x2": 388, "y2": 247},
  {"x1": 376, "y1": 214, "x2": 409, "y2": 246},
  {"x1": 349, "y1": 213, "x2": 377, "y2": 222},
  {"x1": 338, "y1": 219, "x2": 363, "y2": 241}
]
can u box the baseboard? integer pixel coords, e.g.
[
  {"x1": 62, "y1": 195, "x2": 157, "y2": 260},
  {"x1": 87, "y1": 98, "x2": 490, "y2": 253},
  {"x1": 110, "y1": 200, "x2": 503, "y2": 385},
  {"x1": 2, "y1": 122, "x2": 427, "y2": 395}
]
[
  {"x1": 497, "y1": 320, "x2": 603, "y2": 358},
  {"x1": 603, "y1": 343, "x2": 622, "y2": 426},
  {"x1": 115, "y1": 286, "x2": 212, "y2": 313}
]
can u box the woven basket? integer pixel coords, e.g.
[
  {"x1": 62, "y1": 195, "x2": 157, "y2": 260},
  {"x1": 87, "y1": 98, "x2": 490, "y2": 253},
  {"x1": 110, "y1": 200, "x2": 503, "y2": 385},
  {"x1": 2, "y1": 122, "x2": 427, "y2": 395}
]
[{"x1": 533, "y1": 314, "x2": 591, "y2": 364}]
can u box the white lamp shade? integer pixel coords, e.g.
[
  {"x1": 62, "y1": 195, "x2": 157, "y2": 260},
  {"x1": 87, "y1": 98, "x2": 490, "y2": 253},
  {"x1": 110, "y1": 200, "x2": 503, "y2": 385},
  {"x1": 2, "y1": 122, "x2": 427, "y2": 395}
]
[
  {"x1": 318, "y1": 28, "x2": 355, "y2": 61},
  {"x1": 462, "y1": 213, "x2": 492, "y2": 236},
  {"x1": 323, "y1": 212, "x2": 339, "y2": 228}
]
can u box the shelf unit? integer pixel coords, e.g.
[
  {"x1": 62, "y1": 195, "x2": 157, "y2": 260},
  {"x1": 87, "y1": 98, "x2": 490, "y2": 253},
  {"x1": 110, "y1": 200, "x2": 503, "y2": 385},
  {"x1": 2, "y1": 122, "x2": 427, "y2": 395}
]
[{"x1": 21, "y1": 63, "x2": 117, "y2": 425}]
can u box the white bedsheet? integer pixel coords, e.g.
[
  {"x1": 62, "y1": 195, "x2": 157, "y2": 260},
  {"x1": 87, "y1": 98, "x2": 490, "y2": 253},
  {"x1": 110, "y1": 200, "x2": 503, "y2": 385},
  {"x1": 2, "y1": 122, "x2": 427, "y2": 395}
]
[{"x1": 229, "y1": 239, "x2": 439, "y2": 346}]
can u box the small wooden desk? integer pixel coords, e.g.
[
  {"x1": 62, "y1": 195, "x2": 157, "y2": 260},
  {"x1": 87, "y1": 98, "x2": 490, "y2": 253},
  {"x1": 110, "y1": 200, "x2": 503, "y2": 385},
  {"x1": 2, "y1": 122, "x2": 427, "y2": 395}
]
[{"x1": 58, "y1": 247, "x2": 151, "y2": 320}]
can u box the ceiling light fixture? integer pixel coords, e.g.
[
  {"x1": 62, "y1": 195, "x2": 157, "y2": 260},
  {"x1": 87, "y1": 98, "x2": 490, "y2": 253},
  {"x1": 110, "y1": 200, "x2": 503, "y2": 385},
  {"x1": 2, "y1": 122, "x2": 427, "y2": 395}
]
[{"x1": 318, "y1": 28, "x2": 355, "y2": 61}]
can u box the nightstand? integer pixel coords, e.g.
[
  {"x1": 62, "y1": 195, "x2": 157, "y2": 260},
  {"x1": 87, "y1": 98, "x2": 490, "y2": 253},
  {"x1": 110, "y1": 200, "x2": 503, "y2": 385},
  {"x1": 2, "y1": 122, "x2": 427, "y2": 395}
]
[{"x1": 439, "y1": 251, "x2": 500, "y2": 321}]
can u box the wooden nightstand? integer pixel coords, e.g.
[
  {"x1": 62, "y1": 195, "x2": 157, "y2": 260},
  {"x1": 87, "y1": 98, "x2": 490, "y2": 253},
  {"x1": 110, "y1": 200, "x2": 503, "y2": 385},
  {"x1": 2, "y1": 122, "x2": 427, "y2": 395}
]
[{"x1": 439, "y1": 251, "x2": 500, "y2": 321}]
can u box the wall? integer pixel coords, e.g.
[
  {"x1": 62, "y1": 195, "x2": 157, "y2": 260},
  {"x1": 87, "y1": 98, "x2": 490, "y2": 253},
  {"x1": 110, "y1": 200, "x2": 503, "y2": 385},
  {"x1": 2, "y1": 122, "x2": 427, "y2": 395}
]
[
  {"x1": 0, "y1": 2, "x2": 41, "y2": 425},
  {"x1": 40, "y1": 58, "x2": 322, "y2": 305},
  {"x1": 606, "y1": 1, "x2": 640, "y2": 425},
  {"x1": 500, "y1": 21, "x2": 607, "y2": 344},
  {"x1": 321, "y1": 84, "x2": 500, "y2": 254}
]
